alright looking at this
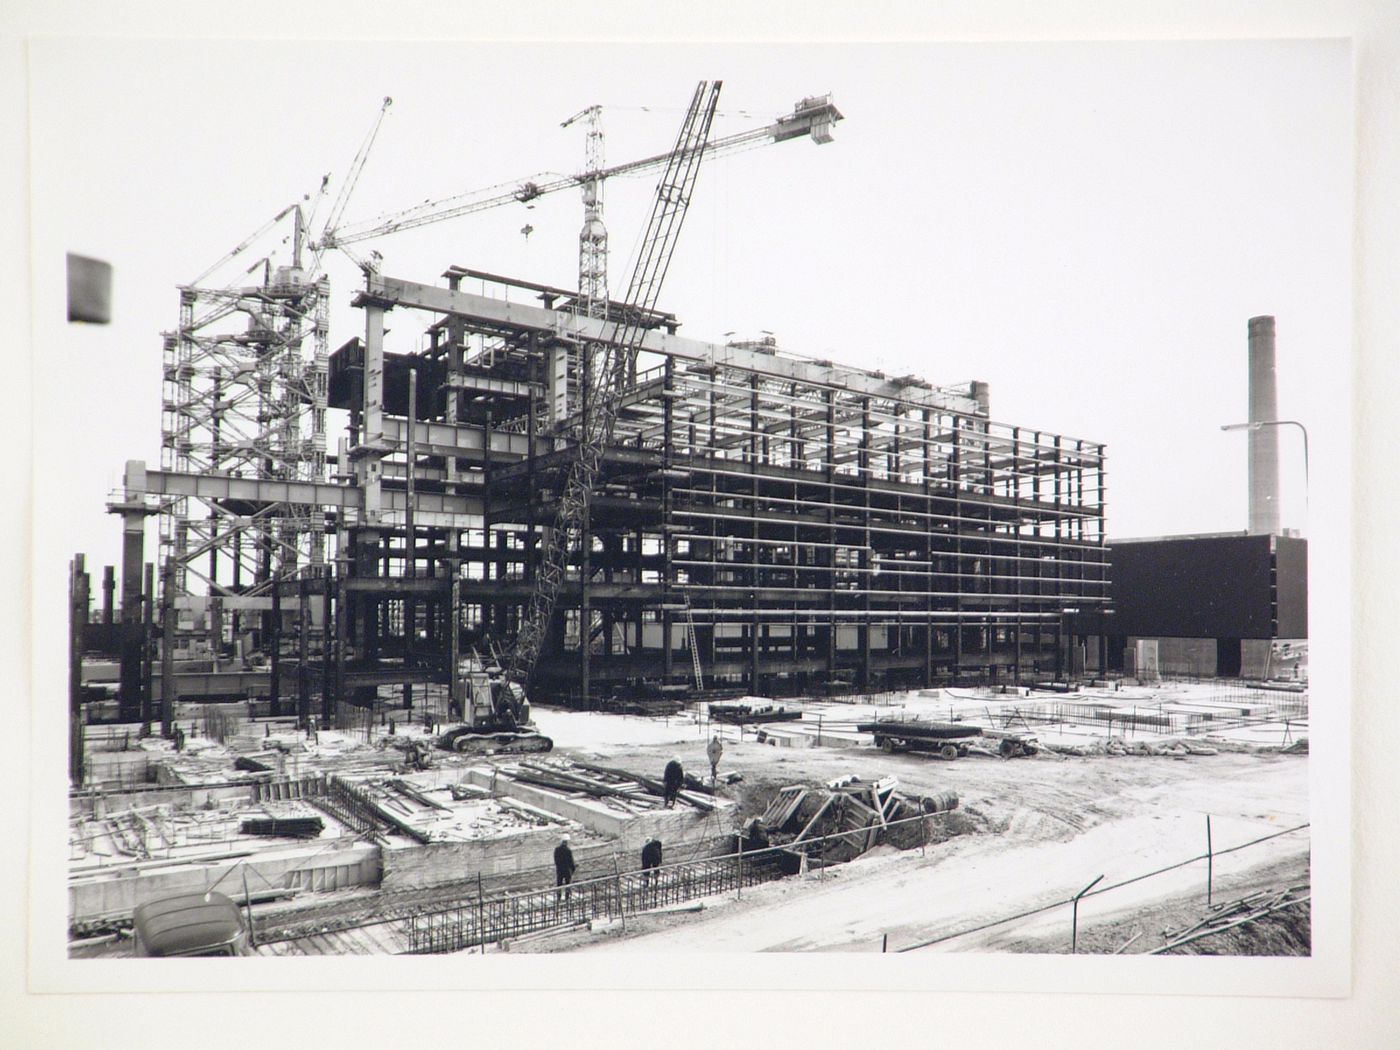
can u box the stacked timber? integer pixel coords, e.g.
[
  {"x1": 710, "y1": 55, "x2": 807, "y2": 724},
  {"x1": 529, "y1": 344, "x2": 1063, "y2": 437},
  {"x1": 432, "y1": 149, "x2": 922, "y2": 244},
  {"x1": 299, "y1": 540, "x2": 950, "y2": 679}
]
[
  {"x1": 709, "y1": 700, "x2": 802, "y2": 725},
  {"x1": 239, "y1": 816, "x2": 324, "y2": 839},
  {"x1": 854, "y1": 718, "x2": 980, "y2": 740},
  {"x1": 569, "y1": 759, "x2": 717, "y2": 811},
  {"x1": 600, "y1": 697, "x2": 686, "y2": 716}
]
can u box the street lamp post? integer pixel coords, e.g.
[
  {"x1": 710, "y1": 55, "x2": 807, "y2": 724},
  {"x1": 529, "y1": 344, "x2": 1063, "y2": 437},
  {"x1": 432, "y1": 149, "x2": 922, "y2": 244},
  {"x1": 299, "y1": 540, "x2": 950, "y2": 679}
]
[{"x1": 1220, "y1": 419, "x2": 1309, "y2": 520}]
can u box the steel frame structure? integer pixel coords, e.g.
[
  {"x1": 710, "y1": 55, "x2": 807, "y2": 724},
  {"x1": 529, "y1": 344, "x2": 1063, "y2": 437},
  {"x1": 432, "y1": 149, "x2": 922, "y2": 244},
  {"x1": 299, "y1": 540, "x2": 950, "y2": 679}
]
[
  {"x1": 85, "y1": 260, "x2": 1108, "y2": 749},
  {"x1": 317, "y1": 265, "x2": 1108, "y2": 709}
]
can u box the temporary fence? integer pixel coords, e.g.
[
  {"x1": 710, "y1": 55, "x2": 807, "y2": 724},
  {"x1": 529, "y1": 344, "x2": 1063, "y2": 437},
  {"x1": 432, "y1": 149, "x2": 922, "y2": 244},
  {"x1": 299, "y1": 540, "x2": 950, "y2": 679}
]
[
  {"x1": 255, "y1": 807, "x2": 948, "y2": 955},
  {"x1": 895, "y1": 821, "x2": 1310, "y2": 954}
]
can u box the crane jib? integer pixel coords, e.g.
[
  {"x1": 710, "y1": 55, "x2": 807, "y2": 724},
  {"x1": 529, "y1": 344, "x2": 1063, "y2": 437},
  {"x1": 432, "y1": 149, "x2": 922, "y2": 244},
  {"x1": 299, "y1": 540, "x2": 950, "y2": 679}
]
[{"x1": 319, "y1": 91, "x2": 839, "y2": 250}]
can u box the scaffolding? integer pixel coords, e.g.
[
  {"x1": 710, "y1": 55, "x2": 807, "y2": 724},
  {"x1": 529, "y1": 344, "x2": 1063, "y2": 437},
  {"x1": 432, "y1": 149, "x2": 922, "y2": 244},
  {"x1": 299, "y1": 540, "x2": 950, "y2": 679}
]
[{"x1": 158, "y1": 266, "x2": 330, "y2": 600}]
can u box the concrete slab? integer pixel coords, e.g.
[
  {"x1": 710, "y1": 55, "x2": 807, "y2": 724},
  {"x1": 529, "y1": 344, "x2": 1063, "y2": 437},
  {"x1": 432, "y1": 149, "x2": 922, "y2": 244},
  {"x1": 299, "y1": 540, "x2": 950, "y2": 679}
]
[{"x1": 464, "y1": 767, "x2": 730, "y2": 850}]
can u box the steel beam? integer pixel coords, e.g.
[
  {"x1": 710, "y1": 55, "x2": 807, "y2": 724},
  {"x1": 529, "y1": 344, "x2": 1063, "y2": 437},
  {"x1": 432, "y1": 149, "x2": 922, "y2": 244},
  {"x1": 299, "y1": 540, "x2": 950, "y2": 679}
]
[
  {"x1": 129, "y1": 462, "x2": 485, "y2": 520},
  {"x1": 344, "y1": 577, "x2": 450, "y2": 594},
  {"x1": 443, "y1": 373, "x2": 542, "y2": 398},
  {"x1": 380, "y1": 415, "x2": 551, "y2": 461},
  {"x1": 366, "y1": 274, "x2": 982, "y2": 414}
]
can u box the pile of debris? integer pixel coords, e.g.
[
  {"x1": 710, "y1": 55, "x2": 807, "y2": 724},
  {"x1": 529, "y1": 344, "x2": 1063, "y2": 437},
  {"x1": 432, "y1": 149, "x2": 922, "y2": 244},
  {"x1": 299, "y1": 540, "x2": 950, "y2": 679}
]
[
  {"x1": 744, "y1": 776, "x2": 958, "y2": 868},
  {"x1": 1153, "y1": 883, "x2": 1311, "y2": 955},
  {"x1": 1037, "y1": 738, "x2": 1223, "y2": 759}
]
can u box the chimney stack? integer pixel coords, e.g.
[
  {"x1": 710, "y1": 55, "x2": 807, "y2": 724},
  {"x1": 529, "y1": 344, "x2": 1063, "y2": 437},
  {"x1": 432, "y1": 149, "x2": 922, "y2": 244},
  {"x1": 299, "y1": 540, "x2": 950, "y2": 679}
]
[{"x1": 1247, "y1": 315, "x2": 1280, "y2": 536}]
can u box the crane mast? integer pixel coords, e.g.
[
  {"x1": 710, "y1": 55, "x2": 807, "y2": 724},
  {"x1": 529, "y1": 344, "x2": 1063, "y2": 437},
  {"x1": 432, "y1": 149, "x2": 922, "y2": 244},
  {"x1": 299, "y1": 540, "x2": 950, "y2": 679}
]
[
  {"x1": 562, "y1": 104, "x2": 609, "y2": 321},
  {"x1": 501, "y1": 81, "x2": 723, "y2": 705}
]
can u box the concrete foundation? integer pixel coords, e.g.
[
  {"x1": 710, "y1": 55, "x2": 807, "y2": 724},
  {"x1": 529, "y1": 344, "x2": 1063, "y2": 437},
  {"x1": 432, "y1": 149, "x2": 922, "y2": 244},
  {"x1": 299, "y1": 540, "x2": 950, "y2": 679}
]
[
  {"x1": 381, "y1": 829, "x2": 561, "y2": 891},
  {"x1": 71, "y1": 781, "x2": 255, "y2": 818},
  {"x1": 465, "y1": 768, "x2": 733, "y2": 851},
  {"x1": 69, "y1": 838, "x2": 381, "y2": 926}
]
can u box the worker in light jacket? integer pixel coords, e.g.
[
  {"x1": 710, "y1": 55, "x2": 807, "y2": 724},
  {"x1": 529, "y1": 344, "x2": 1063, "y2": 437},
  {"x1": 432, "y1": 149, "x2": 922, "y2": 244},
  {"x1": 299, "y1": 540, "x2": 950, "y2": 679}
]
[
  {"x1": 706, "y1": 735, "x2": 724, "y2": 782},
  {"x1": 554, "y1": 835, "x2": 577, "y2": 899},
  {"x1": 663, "y1": 755, "x2": 684, "y2": 808}
]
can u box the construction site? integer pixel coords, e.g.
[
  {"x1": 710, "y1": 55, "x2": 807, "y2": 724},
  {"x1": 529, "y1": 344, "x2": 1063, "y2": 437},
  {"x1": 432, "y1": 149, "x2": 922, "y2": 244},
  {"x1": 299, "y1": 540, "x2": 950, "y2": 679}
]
[{"x1": 63, "y1": 81, "x2": 1311, "y2": 960}]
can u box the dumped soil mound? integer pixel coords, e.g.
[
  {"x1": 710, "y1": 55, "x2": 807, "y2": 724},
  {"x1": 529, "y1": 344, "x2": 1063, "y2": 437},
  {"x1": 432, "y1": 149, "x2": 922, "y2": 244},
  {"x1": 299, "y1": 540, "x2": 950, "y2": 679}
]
[{"x1": 1164, "y1": 899, "x2": 1310, "y2": 956}]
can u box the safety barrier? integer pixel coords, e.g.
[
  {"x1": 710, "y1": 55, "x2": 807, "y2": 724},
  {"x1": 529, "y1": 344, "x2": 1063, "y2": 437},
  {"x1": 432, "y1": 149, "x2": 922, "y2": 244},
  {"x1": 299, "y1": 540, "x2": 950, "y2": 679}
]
[{"x1": 404, "y1": 852, "x2": 771, "y2": 953}]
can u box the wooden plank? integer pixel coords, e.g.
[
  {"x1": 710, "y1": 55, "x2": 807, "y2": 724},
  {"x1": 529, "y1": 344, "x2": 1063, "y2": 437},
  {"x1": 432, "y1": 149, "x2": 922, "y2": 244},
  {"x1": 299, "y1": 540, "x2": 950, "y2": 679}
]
[
  {"x1": 508, "y1": 769, "x2": 661, "y2": 806},
  {"x1": 791, "y1": 795, "x2": 836, "y2": 846},
  {"x1": 763, "y1": 787, "x2": 806, "y2": 828},
  {"x1": 840, "y1": 795, "x2": 882, "y2": 824},
  {"x1": 674, "y1": 789, "x2": 716, "y2": 813},
  {"x1": 389, "y1": 778, "x2": 452, "y2": 811},
  {"x1": 565, "y1": 760, "x2": 715, "y2": 811}
]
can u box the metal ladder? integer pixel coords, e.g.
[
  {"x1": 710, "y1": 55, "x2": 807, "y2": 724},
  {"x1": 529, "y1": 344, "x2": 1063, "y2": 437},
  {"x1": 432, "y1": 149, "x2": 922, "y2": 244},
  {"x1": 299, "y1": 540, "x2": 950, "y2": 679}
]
[{"x1": 683, "y1": 592, "x2": 704, "y2": 691}]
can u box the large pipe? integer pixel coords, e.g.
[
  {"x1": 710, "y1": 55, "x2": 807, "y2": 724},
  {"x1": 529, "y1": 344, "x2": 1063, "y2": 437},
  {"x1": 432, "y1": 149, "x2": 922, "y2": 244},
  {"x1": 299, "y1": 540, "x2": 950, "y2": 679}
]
[{"x1": 1247, "y1": 316, "x2": 1280, "y2": 536}]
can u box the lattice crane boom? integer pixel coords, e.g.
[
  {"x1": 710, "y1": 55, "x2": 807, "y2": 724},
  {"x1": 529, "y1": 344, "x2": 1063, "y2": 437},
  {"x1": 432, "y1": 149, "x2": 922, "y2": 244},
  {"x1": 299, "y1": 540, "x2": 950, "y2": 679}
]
[
  {"x1": 500, "y1": 81, "x2": 723, "y2": 706},
  {"x1": 315, "y1": 93, "x2": 839, "y2": 250},
  {"x1": 319, "y1": 96, "x2": 393, "y2": 245}
]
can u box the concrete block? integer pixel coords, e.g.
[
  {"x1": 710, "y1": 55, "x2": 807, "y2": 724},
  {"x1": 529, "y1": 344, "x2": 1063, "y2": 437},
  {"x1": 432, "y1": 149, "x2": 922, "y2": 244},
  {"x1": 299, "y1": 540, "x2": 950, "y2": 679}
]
[{"x1": 72, "y1": 782, "x2": 254, "y2": 819}]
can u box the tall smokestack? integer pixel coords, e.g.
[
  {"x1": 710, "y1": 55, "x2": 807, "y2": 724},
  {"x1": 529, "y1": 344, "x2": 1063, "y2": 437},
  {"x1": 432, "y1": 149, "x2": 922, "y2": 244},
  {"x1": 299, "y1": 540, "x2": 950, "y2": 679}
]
[{"x1": 1247, "y1": 315, "x2": 1280, "y2": 536}]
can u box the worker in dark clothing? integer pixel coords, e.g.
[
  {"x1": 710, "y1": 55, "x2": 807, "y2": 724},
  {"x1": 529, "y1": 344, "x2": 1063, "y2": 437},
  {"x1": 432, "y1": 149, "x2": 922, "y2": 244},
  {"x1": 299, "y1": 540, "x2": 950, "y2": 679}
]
[
  {"x1": 663, "y1": 755, "x2": 684, "y2": 808},
  {"x1": 641, "y1": 837, "x2": 663, "y2": 888},
  {"x1": 554, "y1": 835, "x2": 576, "y2": 899}
]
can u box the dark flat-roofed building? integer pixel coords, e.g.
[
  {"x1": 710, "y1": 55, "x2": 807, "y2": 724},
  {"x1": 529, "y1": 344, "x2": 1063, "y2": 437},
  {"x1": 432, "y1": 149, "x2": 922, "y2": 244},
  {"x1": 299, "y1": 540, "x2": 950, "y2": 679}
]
[{"x1": 1105, "y1": 531, "x2": 1307, "y2": 678}]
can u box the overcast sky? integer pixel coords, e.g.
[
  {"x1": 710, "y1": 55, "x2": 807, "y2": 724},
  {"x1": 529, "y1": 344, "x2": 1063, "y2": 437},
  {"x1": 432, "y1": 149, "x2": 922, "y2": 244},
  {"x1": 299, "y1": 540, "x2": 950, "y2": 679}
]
[{"x1": 31, "y1": 37, "x2": 1350, "y2": 577}]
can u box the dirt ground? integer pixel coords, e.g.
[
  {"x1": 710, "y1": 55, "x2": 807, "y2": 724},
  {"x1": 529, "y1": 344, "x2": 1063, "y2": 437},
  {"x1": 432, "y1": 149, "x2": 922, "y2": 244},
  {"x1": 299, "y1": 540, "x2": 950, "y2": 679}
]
[{"x1": 524, "y1": 709, "x2": 1309, "y2": 954}]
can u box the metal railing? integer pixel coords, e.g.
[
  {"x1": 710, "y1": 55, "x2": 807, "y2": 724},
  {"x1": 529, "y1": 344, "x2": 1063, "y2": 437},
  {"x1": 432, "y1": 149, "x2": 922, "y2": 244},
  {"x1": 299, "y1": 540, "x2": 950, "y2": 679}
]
[
  {"x1": 255, "y1": 807, "x2": 948, "y2": 954},
  {"x1": 404, "y1": 852, "x2": 767, "y2": 953}
]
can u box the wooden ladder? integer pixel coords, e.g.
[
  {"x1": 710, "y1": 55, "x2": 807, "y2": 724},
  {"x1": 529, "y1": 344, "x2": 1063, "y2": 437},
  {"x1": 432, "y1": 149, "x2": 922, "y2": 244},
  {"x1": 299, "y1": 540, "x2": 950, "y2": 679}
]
[{"x1": 683, "y1": 592, "x2": 704, "y2": 691}]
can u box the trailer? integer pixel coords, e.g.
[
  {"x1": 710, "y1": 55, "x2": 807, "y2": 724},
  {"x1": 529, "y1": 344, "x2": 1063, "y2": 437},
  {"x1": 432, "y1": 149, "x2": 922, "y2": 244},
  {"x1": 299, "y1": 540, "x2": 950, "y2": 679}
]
[{"x1": 856, "y1": 719, "x2": 982, "y2": 760}]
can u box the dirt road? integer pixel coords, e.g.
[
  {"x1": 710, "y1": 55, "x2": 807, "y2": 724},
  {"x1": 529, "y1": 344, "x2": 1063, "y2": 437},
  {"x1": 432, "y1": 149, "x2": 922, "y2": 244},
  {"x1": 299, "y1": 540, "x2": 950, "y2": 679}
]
[{"x1": 539, "y1": 726, "x2": 1308, "y2": 953}]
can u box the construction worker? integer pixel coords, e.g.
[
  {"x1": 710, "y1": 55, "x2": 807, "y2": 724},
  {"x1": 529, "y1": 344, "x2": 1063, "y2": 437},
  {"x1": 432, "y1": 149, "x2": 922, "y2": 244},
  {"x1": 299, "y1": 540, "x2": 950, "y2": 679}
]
[
  {"x1": 641, "y1": 838, "x2": 663, "y2": 888},
  {"x1": 706, "y1": 735, "x2": 724, "y2": 782},
  {"x1": 406, "y1": 738, "x2": 431, "y2": 771},
  {"x1": 663, "y1": 755, "x2": 684, "y2": 808},
  {"x1": 554, "y1": 835, "x2": 576, "y2": 899}
]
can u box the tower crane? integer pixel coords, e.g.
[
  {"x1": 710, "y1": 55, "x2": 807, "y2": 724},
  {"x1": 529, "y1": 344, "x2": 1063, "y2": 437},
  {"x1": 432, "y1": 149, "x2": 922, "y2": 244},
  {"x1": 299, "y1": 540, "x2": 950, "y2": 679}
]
[
  {"x1": 312, "y1": 93, "x2": 841, "y2": 260},
  {"x1": 560, "y1": 104, "x2": 608, "y2": 322}
]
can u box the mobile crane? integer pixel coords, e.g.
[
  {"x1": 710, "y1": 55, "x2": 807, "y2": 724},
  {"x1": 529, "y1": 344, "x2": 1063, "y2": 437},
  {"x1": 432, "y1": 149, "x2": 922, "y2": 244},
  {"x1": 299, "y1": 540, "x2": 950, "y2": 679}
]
[
  {"x1": 430, "y1": 81, "x2": 724, "y2": 755},
  {"x1": 328, "y1": 85, "x2": 839, "y2": 755}
]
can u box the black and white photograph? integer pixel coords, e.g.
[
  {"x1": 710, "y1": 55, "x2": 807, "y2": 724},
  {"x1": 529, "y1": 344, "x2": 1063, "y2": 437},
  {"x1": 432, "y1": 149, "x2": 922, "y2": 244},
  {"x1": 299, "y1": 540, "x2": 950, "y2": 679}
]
[{"x1": 10, "y1": 4, "x2": 1400, "y2": 1048}]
